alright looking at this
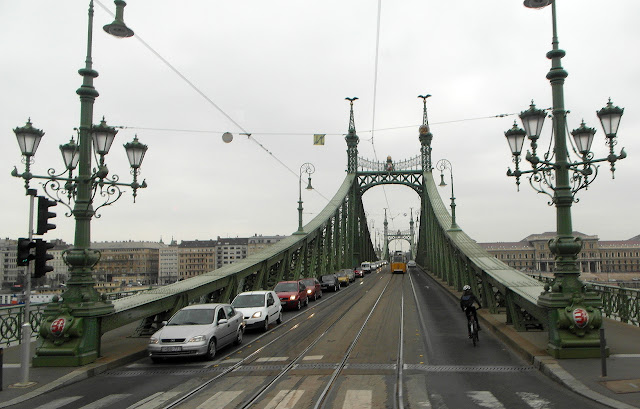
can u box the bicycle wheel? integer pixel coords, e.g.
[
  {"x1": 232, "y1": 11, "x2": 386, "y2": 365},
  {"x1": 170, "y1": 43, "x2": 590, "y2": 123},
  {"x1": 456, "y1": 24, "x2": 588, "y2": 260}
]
[{"x1": 470, "y1": 320, "x2": 477, "y2": 347}]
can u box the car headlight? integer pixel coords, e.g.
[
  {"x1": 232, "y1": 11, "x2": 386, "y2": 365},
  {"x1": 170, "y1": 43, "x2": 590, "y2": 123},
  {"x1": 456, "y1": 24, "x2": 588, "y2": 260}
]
[
  {"x1": 252, "y1": 311, "x2": 262, "y2": 318},
  {"x1": 307, "y1": 289, "x2": 312, "y2": 294},
  {"x1": 289, "y1": 295, "x2": 297, "y2": 300},
  {"x1": 188, "y1": 335, "x2": 206, "y2": 343},
  {"x1": 149, "y1": 337, "x2": 158, "y2": 344}
]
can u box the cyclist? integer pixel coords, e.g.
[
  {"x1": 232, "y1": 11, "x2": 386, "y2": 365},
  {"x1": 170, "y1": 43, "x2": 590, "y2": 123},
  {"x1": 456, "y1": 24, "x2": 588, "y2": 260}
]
[{"x1": 460, "y1": 285, "x2": 482, "y2": 338}]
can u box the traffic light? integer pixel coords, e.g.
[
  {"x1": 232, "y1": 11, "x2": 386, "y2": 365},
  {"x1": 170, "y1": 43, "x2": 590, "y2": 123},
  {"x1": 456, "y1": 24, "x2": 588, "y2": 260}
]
[
  {"x1": 17, "y1": 238, "x2": 35, "y2": 266},
  {"x1": 36, "y1": 196, "x2": 57, "y2": 235},
  {"x1": 34, "y1": 239, "x2": 54, "y2": 278}
]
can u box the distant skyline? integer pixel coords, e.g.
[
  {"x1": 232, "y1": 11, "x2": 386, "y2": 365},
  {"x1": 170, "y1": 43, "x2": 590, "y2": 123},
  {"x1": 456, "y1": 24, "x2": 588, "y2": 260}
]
[{"x1": 1, "y1": 1, "x2": 638, "y2": 250}]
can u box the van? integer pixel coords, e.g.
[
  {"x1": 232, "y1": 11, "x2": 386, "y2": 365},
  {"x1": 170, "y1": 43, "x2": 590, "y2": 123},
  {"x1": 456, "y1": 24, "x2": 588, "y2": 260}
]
[{"x1": 360, "y1": 262, "x2": 372, "y2": 274}]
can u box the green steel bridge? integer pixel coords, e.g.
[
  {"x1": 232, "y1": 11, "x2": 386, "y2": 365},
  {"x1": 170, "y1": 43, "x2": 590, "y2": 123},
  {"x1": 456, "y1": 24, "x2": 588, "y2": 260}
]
[{"x1": 5, "y1": 100, "x2": 637, "y2": 366}]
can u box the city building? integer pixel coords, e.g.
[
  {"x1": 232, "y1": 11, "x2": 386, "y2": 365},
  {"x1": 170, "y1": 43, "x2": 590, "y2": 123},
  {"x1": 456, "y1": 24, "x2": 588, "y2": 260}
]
[
  {"x1": 247, "y1": 234, "x2": 285, "y2": 256},
  {"x1": 0, "y1": 238, "x2": 19, "y2": 289},
  {"x1": 480, "y1": 232, "x2": 640, "y2": 282},
  {"x1": 159, "y1": 238, "x2": 179, "y2": 285},
  {"x1": 92, "y1": 241, "x2": 164, "y2": 286},
  {"x1": 216, "y1": 237, "x2": 248, "y2": 269},
  {"x1": 178, "y1": 240, "x2": 217, "y2": 280}
]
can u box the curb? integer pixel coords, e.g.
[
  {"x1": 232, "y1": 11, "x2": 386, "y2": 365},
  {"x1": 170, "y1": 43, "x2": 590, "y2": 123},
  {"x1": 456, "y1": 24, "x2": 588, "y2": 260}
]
[{"x1": 418, "y1": 268, "x2": 636, "y2": 409}]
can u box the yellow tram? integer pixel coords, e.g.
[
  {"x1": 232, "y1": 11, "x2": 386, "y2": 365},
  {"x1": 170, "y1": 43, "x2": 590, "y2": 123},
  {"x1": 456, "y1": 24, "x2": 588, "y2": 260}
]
[{"x1": 391, "y1": 251, "x2": 407, "y2": 274}]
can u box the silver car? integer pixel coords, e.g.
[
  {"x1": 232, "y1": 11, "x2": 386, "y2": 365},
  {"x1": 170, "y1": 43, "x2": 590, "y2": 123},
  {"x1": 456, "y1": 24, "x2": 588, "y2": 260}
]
[{"x1": 147, "y1": 303, "x2": 244, "y2": 362}]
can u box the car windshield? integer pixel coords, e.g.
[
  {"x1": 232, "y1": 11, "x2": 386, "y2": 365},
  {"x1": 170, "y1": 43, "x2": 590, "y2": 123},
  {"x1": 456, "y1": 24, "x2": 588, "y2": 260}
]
[
  {"x1": 300, "y1": 279, "x2": 315, "y2": 286},
  {"x1": 337, "y1": 272, "x2": 346, "y2": 277},
  {"x1": 232, "y1": 294, "x2": 265, "y2": 308},
  {"x1": 274, "y1": 282, "x2": 298, "y2": 292},
  {"x1": 167, "y1": 309, "x2": 215, "y2": 326},
  {"x1": 321, "y1": 276, "x2": 334, "y2": 282}
]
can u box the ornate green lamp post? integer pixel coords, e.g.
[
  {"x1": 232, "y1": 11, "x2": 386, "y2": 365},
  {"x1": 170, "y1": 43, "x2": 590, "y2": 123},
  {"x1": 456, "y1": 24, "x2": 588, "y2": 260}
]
[
  {"x1": 435, "y1": 159, "x2": 461, "y2": 232},
  {"x1": 504, "y1": 0, "x2": 626, "y2": 358},
  {"x1": 295, "y1": 163, "x2": 315, "y2": 234},
  {"x1": 11, "y1": 1, "x2": 146, "y2": 366}
]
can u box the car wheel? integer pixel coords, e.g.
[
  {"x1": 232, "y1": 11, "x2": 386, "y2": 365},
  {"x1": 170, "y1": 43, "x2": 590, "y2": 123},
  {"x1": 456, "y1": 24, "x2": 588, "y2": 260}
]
[
  {"x1": 262, "y1": 318, "x2": 269, "y2": 332},
  {"x1": 319, "y1": 290, "x2": 322, "y2": 298},
  {"x1": 276, "y1": 312, "x2": 282, "y2": 324},
  {"x1": 234, "y1": 328, "x2": 243, "y2": 345},
  {"x1": 205, "y1": 339, "x2": 217, "y2": 360},
  {"x1": 313, "y1": 293, "x2": 317, "y2": 301},
  {"x1": 305, "y1": 298, "x2": 309, "y2": 307},
  {"x1": 296, "y1": 300, "x2": 301, "y2": 310},
  {"x1": 334, "y1": 285, "x2": 338, "y2": 291}
]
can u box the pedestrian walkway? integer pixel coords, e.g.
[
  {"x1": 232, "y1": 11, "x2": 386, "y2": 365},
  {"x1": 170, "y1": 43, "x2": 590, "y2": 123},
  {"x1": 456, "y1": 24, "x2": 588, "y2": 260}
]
[{"x1": 1, "y1": 286, "x2": 639, "y2": 409}]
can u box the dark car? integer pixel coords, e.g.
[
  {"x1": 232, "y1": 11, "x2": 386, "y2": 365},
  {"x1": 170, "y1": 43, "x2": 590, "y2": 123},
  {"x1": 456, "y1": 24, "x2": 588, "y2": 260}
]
[
  {"x1": 274, "y1": 280, "x2": 309, "y2": 310},
  {"x1": 300, "y1": 278, "x2": 323, "y2": 301},
  {"x1": 320, "y1": 274, "x2": 340, "y2": 292}
]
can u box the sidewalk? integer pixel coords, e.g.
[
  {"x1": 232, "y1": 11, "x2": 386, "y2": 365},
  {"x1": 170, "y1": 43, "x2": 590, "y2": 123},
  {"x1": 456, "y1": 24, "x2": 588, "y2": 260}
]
[
  {"x1": 0, "y1": 322, "x2": 149, "y2": 408},
  {"x1": 1, "y1": 287, "x2": 639, "y2": 408}
]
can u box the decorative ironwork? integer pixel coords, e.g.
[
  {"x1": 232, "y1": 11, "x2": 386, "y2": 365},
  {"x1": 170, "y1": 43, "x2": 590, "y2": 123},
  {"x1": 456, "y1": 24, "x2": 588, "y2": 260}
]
[
  {"x1": 358, "y1": 155, "x2": 421, "y2": 172},
  {"x1": 357, "y1": 171, "x2": 423, "y2": 195}
]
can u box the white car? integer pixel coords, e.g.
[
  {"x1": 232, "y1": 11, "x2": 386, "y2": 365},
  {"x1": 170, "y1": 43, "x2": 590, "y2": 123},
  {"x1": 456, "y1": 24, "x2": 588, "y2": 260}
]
[
  {"x1": 407, "y1": 260, "x2": 417, "y2": 268},
  {"x1": 147, "y1": 303, "x2": 244, "y2": 363},
  {"x1": 231, "y1": 290, "x2": 282, "y2": 332}
]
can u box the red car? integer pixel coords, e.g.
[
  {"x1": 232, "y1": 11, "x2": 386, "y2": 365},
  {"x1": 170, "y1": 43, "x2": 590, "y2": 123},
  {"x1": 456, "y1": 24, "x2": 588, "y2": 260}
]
[
  {"x1": 353, "y1": 268, "x2": 364, "y2": 278},
  {"x1": 274, "y1": 280, "x2": 309, "y2": 310},
  {"x1": 300, "y1": 278, "x2": 323, "y2": 301}
]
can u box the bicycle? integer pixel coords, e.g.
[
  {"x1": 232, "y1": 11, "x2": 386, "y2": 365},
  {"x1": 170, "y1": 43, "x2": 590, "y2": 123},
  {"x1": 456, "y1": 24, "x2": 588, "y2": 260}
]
[{"x1": 465, "y1": 307, "x2": 480, "y2": 346}]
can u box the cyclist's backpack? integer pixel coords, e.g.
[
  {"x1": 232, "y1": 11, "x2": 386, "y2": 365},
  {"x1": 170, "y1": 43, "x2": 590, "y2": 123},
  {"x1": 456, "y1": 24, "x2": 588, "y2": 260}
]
[{"x1": 460, "y1": 294, "x2": 474, "y2": 308}]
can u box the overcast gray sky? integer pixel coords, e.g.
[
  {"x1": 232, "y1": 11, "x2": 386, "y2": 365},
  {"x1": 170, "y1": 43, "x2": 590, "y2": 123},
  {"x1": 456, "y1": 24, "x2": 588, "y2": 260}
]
[{"x1": 2, "y1": 0, "x2": 638, "y2": 251}]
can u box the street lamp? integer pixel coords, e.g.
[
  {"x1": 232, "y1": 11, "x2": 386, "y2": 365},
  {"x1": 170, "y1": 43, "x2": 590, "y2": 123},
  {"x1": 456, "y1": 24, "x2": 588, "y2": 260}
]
[
  {"x1": 435, "y1": 159, "x2": 461, "y2": 232},
  {"x1": 10, "y1": 1, "x2": 145, "y2": 367},
  {"x1": 503, "y1": 0, "x2": 626, "y2": 358},
  {"x1": 295, "y1": 163, "x2": 315, "y2": 234}
]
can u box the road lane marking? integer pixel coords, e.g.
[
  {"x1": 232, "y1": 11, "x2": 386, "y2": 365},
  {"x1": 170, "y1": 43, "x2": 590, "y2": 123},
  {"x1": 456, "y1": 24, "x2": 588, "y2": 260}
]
[
  {"x1": 516, "y1": 392, "x2": 552, "y2": 409},
  {"x1": 264, "y1": 390, "x2": 305, "y2": 409},
  {"x1": 302, "y1": 355, "x2": 323, "y2": 361},
  {"x1": 342, "y1": 390, "x2": 372, "y2": 409},
  {"x1": 196, "y1": 391, "x2": 242, "y2": 408},
  {"x1": 256, "y1": 357, "x2": 288, "y2": 362},
  {"x1": 78, "y1": 394, "x2": 130, "y2": 409},
  {"x1": 34, "y1": 397, "x2": 82, "y2": 409},
  {"x1": 126, "y1": 391, "x2": 181, "y2": 409},
  {"x1": 466, "y1": 391, "x2": 506, "y2": 409}
]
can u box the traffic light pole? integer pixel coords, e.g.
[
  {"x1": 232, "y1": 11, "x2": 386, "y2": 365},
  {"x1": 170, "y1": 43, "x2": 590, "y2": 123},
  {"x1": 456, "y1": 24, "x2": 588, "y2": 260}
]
[{"x1": 18, "y1": 189, "x2": 37, "y2": 387}]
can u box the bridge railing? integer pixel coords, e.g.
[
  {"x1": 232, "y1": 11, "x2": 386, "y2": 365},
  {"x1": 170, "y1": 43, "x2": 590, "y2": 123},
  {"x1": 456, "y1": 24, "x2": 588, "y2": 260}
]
[
  {"x1": 418, "y1": 171, "x2": 548, "y2": 331},
  {"x1": 100, "y1": 173, "x2": 375, "y2": 336},
  {"x1": 526, "y1": 274, "x2": 639, "y2": 326}
]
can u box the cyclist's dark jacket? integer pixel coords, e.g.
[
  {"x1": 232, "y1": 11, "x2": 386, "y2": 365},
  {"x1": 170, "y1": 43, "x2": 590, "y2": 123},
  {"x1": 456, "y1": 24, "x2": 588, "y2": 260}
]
[{"x1": 460, "y1": 294, "x2": 481, "y2": 310}]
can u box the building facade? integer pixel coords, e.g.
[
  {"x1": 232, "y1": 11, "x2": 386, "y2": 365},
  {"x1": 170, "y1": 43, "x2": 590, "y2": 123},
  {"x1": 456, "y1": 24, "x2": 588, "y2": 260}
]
[
  {"x1": 480, "y1": 232, "x2": 640, "y2": 281},
  {"x1": 178, "y1": 240, "x2": 217, "y2": 280},
  {"x1": 247, "y1": 234, "x2": 285, "y2": 256},
  {"x1": 216, "y1": 237, "x2": 248, "y2": 269},
  {"x1": 92, "y1": 241, "x2": 163, "y2": 286}
]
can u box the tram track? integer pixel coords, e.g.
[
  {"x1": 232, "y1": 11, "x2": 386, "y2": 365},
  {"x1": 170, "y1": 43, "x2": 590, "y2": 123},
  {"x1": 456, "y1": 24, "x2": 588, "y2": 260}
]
[{"x1": 163, "y1": 270, "x2": 397, "y2": 409}]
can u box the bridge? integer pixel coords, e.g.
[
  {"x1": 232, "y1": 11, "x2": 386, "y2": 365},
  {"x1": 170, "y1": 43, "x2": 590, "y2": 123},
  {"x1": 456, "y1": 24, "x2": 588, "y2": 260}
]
[{"x1": 21, "y1": 94, "x2": 629, "y2": 371}]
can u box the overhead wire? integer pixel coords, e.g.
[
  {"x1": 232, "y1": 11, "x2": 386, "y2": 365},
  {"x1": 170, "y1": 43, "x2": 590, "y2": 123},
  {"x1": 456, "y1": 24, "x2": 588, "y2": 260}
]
[
  {"x1": 368, "y1": 0, "x2": 395, "y2": 231},
  {"x1": 94, "y1": 0, "x2": 331, "y2": 202}
]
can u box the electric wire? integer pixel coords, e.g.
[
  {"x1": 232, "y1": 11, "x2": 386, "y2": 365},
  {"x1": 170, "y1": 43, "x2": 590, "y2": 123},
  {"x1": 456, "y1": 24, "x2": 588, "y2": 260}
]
[
  {"x1": 94, "y1": 0, "x2": 330, "y2": 202},
  {"x1": 368, "y1": 0, "x2": 395, "y2": 232}
]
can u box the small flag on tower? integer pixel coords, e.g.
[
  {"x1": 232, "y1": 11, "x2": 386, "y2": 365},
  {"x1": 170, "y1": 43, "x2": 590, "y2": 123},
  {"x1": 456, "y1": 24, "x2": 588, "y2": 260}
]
[{"x1": 313, "y1": 134, "x2": 325, "y2": 145}]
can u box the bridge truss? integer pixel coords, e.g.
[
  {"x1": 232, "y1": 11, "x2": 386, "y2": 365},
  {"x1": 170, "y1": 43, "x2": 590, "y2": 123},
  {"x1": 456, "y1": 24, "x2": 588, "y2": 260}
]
[{"x1": 32, "y1": 98, "x2": 607, "y2": 363}]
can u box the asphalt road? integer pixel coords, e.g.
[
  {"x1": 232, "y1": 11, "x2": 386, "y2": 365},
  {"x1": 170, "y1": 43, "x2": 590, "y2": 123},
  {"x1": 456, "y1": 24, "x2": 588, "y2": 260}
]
[{"x1": 6, "y1": 266, "x2": 609, "y2": 409}]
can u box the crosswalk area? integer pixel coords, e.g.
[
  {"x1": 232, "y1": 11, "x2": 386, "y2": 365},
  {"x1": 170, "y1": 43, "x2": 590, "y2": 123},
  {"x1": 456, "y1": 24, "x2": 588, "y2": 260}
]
[{"x1": 28, "y1": 389, "x2": 555, "y2": 409}]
